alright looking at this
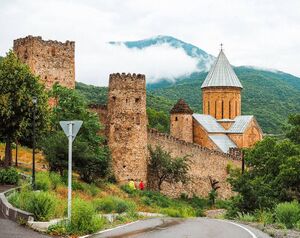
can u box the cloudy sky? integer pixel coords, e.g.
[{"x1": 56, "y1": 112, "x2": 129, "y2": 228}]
[{"x1": 0, "y1": 0, "x2": 299, "y2": 86}]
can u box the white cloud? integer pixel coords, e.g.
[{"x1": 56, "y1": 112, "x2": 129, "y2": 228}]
[
  {"x1": 77, "y1": 43, "x2": 199, "y2": 85},
  {"x1": 0, "y1": 0, "x2": 300, "y2": 86}
]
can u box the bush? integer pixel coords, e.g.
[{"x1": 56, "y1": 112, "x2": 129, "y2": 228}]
[
  {"x1": 93, "y1": 196, "x2": 136, "y2": 213},
  {"x1": 236, "y1": 212, "x2": 257, "y2": 222},
  {"x1": 35, "y1": 172, "x2": 52, "y2": 191},
  {"x1": 28, "y1": 191, "x2": 58, "y2": 221},
  {"x1": 49, "y1": 172, "x2": 62, "y2": 189},
  {"x1": 254, "y1": 210, "x2": 274, "y2": 225},
  {"x1": 275, "y1": 201, "x2": 300, "y2": 229},
  {"x1": 0, "y1": 167, "x2": 19, "y2": 185},
  {"x1": 160, "y1": 206, "x2": 195, "y2": 218},
  {"x1": 8, "y1": 187, "x2": 58, "y2": 221},
  {"x1": 48, "y1": 198, "x2": 106, "y2": 236}
]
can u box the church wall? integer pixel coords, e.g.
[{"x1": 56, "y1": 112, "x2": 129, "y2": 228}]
[
  {"x1": 148, "y1": 129, "x2": 241, "y2": 199},
  {"x1": 242, "y1": 119, "x2": 263, "y2": 148},
  {"x1": 202, "y1": 87, "x2": 241, "y2": 119},
  {"x1": 193, "y1": 120, "x2": 219, "y2": 151},
  {"x1": 227, "y1": 133, "x2": 244, "y2": 148}
]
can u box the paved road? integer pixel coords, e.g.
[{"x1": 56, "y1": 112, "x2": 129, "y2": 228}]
[
  {"x1": 0, "y1": 185, "x2": 50, "y2": 238},
  {"x1": 90, "y1": 217, "x2": 271, "y2": 238}
]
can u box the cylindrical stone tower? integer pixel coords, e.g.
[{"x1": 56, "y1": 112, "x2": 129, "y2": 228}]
[{"x1": 107, "y1": 73, "x2": 148, "y2": 184}]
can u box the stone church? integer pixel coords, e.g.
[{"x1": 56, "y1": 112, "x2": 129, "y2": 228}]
[{"x1": 170, "y1": 49, "x2": 263, "y2": 153}]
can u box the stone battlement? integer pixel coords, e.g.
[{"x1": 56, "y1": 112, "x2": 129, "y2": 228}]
[
  {"x1": 148, "y1": 128, "x2": 239, "y2": 160},
  {"x1": 109, "y1": 73, "x2": 145, "y2": 90},
  {"x1": 14, "y1": 35, "x2": 74, "y2": 48}
]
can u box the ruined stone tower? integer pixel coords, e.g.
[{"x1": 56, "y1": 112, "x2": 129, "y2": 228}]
[
  {"x1": 170, "y1": 99, "x2": 194, "y2": 142},
  {"x1": 13, "y1": 35, "x2": 75, "y2": 90},
  {"x1": 201, "y1": 49, "x2": 243, "y2": 119},
  {"x1": 108, "y1": 73, "x2": 148, "y2": 183}
]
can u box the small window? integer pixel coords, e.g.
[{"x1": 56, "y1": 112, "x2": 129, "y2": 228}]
[
  {"x1": 112, "y1": 96, "x2": 116, "y2": 101},
  {"x1": 51, "y1": 47, "x2": 55, "y2": 57},
  {"x1": 175, "y1": 117, "x2": 178, "y2": 121},
  {"x1": 135, "y1": 98, "x2": 140, "y2": 103},
  {"x1": 45, "y1": 76, "x2": 47, "y2": 80}
]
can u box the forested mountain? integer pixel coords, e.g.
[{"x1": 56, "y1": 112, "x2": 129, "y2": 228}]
[{"x1": 76, "y1": 66, "x2": 300, "y2": 134}]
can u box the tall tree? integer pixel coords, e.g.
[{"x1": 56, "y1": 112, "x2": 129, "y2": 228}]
[
  {"x1": 42, "y1": 84, "x2": 110, "y2": 182},
  {"x1": 148, "y1": 145, "x2": 190, "y2": 191},
  {"x1": 0, "y1": 51, "x2": 49, "y2": 166}
]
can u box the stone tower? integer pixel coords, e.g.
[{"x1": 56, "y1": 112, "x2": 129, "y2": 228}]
[
  {"x1": 170, "y1": 99, "x2": 194, "y2": 143},
  {"x1": 201, "y1": 49, "x2": 243, "y2": 120},
  {"x1": 108, "y1": 73, "x2": 148, "y2": 183},
  {"x1": 13, "y1": 35, "x2": 75, "y2": 90}
]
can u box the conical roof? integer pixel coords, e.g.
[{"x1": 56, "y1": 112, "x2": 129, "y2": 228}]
[
  {"x1": 170, "y1": 99, "x2": 193, "y2": 114},
  {"x1": 201, "y1": 49, "x2": 243, "y2": 89}
]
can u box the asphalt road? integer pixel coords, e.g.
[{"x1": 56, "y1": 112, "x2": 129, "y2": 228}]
[
  {"x1": 0, "y1": 185, "x2": 50, "y2": 238},
  {"x1": 90, "y1": 217, "x2": 271, "y2": 238}
]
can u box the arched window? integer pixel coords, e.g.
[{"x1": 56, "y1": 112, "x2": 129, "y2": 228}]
[
  {"x1": 221, "y1": 100, "x2": 224, "y2": 119},
  {"x1": 175, "y1": 117, "x2": 178, "y2": 121},
  {"x1": 207, "y1": 101, "x2": 210, "y2": 114}
]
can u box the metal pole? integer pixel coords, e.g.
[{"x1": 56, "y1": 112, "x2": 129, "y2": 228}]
[
  {"x1": 32, "y1": 101, "x2": 36, "y2": 189},
  {"x1": 15, "y1": 142, "x2": 18, "y2": 167},
  {"x1": 68, "y1": 122, "x2": 73, "y2": 222}
]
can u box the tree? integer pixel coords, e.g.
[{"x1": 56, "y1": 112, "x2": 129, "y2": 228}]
[
  {"x1": 148, "y1": 145, "x2": 190, "y2": 191},
  {"x1": 42, "y1": 84, "x2": 110, "y2": 182},
  {"x1": 228, "y1": 136, "x2": 300, "y2": 213},
  {"x1": 0, "y1": 50, "x2": 49, "y2": 166},
  {"x1": 286, "y1": 114, "x2": 300, "y2": 144}
]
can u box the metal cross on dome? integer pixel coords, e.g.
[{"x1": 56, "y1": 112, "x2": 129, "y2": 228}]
[{"x1": 220, "y1": 43, "x2": 223, "y2": 50}]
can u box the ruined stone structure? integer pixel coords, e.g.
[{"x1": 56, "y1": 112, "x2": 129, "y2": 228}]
[
  {"x1": 13, "y1": 35, "x2": 75, "y2": 90},
  {"x1": 107, "y1": 73, "x2": 148, "y2": 183},
  {"x1": 170, "y1": 49, "x2": 263, "y2": 153},
  {"x1": 89, "y1": 104, "x2": 108, "y2": 137}
]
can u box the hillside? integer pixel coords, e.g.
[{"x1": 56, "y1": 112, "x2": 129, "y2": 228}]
[{"x1": 76, "y1": 66, "x2": 300, "y2": 134}]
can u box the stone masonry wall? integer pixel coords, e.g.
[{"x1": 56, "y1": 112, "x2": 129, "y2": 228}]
[
  {"x1": 108, "y1": 73, "x2": 148, "y2": 184},
  {"x1": 170, "y1": 114, "x2": 193, "y2": 143},
  {"x1": 13, "y1": 35, "x2": 75, "y2": 90},
  {"x1": 202, "y1": 87, "x2": 241, "y2": 119},
  {"x1": 89, "y1": 104, "x2": 108, "y2": 138},
  {"x1": 148, "y1": 129, "x2": 241, "y2": 199}
]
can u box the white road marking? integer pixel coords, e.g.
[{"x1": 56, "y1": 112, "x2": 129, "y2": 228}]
[
  {"x1": 79, "y1": 220, "x2": 140, "y2": 238},
  {"x1": 216, "y1": 219, "x2": 258, "y2": 238}
]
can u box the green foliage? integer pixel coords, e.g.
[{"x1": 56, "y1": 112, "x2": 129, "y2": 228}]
[
  {"x1": 93, "y1": 196, "x2": 136, "y2": 213},
  {"x1": 146, "y1": 108, "x2": 169, "y2": 132},
  {"x1": 275, "y1": 201, "x2": 300, "y2": 229},
  {"x1": 285, "y1": 114, "x2": 300, "y2": 144},
  {"x1": 160, "y1": 206, "x2": 195, "y2": 218},
  {"x1": 35, "y1": 172, "x2": 52, "y2": 191},
  {"x1": 49, "y1": 198, "x2": 106, "y2": 235},
  {"x1": 9, "y1": 188, "x2": 58, "y2": 221},
  {"x1": 236, "y1": 212, "x2": 257, "y2": 222},
  {"x1": 208, "y1": 189, "x2": 218, "y2": 206},
  {"x1": 0, "y1": 50, "x2": 49, "y2": 165},
  {"x1": 228, "y1": 135, "x2": 300, "y2": 213},
  {"x1": 148, "y1": 145, "x2": 190, "y2": 191},
  {"x1": 42, "y1": 84, "x2": 111, "y2": 182},
  {"x1": 0, "y1": 167, "x2": 19, "y2": 184},
  {"x1": 254, "y1": 210, "x2": 274, "y2": 225}
]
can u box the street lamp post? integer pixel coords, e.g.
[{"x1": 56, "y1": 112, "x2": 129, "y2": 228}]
[{"x1": 32, "y1": 96, "x2": 37, "y2": 189}]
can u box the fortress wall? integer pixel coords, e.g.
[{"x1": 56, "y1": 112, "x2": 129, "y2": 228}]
[
  {"x1": 13, "y1": 35, "x2": 75, "y2": 90},
  {"x1": 147, "y1": 129, "x2": 241, "y2": 199}
]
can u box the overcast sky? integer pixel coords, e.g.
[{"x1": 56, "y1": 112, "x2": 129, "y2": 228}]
[{"x1": 1, "y1": 0, "x2": 299, "y2": 86}]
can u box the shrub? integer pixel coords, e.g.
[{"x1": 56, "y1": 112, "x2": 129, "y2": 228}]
[
  {"x1": 236, "y1": 212, "x2": 257, "y2": 222},
  {"x1": 35, "y1": 172, "x2": 51, "y2": 191},
  {"x1": 254, "y1": 210, "x2": 274, "y2": 225},
  {"x1": 28, "y1": 191, "x2": 58, "y2": 221},
  {"x1": 0, "y1": 167, "x2": 19, "y2": 185},
  {"x1": 275, "y1": 201, "x2": 300, "y2": 229},
  {"x1": 160, "y1": 206, "x2": 195, "y2": 218},
  {"x1": 81, "y1": 183, "x2": 100, "y2": 197},
  {"x1": 49, "y1": 172, "x2": 62, "y2": 189},
  {"x1": 69, "y1": 198, "x2": 105, "y2": 234},
  {"x1": 93, "y1": 196, "x2": 136, "y2": 213}
]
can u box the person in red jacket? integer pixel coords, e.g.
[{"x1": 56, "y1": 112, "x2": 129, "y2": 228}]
[{"x1": 139, "y1": 180, "x2": 144, "y2": 190}]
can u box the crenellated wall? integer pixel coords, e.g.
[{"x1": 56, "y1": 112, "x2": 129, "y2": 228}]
[
  {"x1": 13, "y1": 35, "x2": 75, "y2": 90},
  {"x1": 147, "y1": 129, "x2": 241, "y2": 199}
]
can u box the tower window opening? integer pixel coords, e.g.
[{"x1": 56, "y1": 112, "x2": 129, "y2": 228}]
[
  {"x1": 221, "y1": 101, "x2": 224, "y2": 119},
  {"x1": 207, "y1": 101, "x2": 210, "y2": 114},
  {"x1": 136, "y1": 113, "x2": 141, "y2": 125},
  {"x1": 175, "y1": 117, "x2": 178, "y2": 121},
  {"x1": 235, "y1": 100, "x2": 238, "y2": 116},
  {"x1": 135, "y1": 97, "x2": 140, "y2": 103},
  {"x1": 112, "y1": 96, "x2": 116, "y2": 102},
  {"x1": 215, "y1": 101, "x2": 217, "y2": 118}
]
